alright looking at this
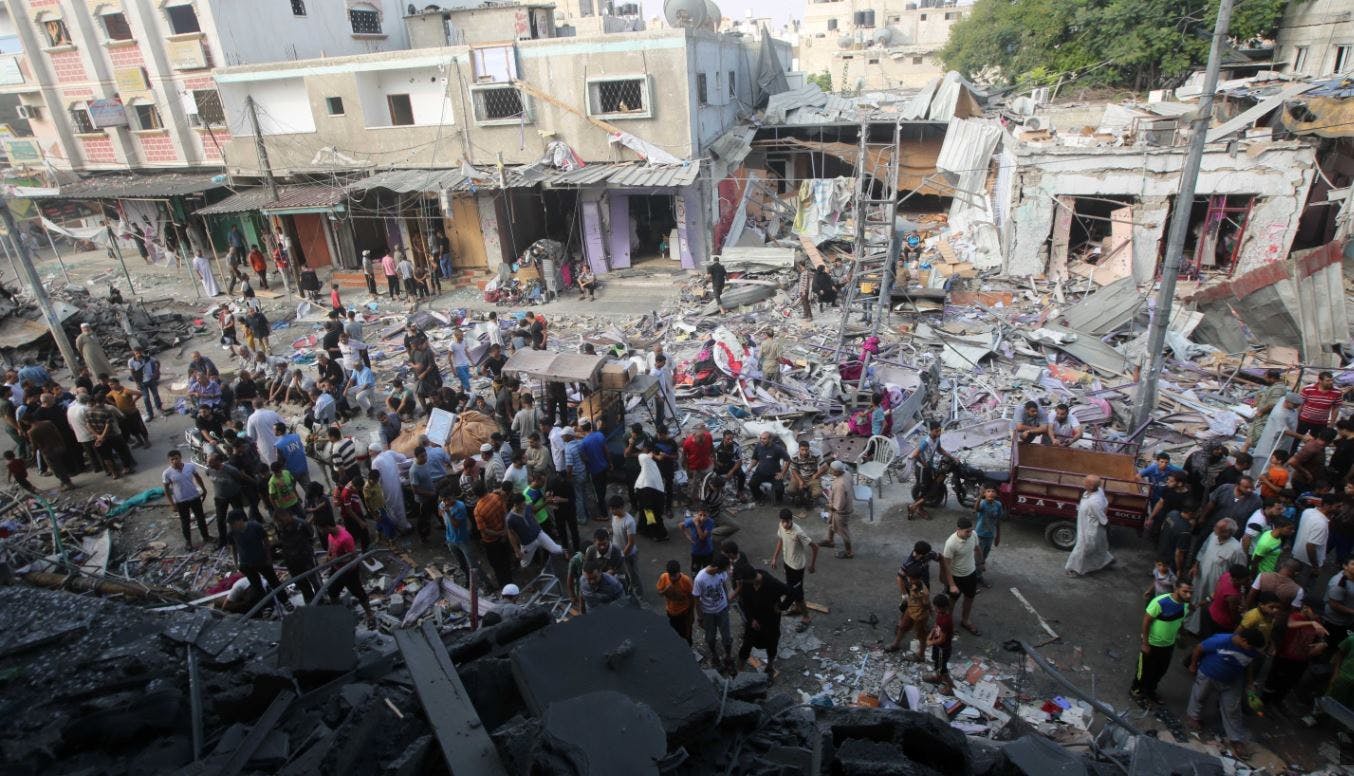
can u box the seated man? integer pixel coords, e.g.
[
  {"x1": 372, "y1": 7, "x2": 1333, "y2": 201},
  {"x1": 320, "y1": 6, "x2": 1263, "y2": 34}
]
[
  {"x1": 388, "y1": 379, "x2": 418, "y2": 419},
  {"x1": 1012, "y1": 400, "x2": 1050, "y2": 444},
  {"x1": 1048, "y1": 403, "x2": 1083, "y2": 447},
  {"x1": 787, "y1": 440, "x2": 829, "y2": 505}
]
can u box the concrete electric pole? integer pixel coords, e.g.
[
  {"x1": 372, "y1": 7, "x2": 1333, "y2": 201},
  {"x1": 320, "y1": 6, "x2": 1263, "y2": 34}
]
[
  {"x1": 0, "y1": 196, "x2": 80, "y2": 374},
  {"x1": 1131, "y1": 0, "x2": 1235, "y2": 431}
]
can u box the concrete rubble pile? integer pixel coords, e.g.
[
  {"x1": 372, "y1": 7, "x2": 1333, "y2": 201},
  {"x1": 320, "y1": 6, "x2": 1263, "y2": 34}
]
[{"x1": 0, "y1": 587, "x2": 1221, "y2": 775}]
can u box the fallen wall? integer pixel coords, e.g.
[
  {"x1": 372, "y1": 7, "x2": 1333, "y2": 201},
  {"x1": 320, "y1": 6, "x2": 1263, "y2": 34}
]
[{"x1": 1007, "y1": 141, "x2": 1318, "y2": 279}]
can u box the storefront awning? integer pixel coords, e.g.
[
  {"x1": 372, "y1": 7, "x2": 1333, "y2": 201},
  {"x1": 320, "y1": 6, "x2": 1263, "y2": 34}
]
[
  {"x1": 32, "y1": 172, "x2": 227, "y2": 200},
  {"x1": 541, "y1": 161, "x2": 701, "y2": 189},
  {"x1": 345, "y1": 161, "x2": 701, "y2": 195},
  {"x1": 193, "y1": 185, "x2": 345, "y2": 217},
  {"x1": 503, "y1": 350, "x2": 607, "y2": 386}
]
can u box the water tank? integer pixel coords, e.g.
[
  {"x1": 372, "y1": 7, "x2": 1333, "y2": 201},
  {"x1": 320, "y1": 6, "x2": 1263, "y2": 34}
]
[{"x1": 862, "y1": 9, "x2": 875, "y2": 27}]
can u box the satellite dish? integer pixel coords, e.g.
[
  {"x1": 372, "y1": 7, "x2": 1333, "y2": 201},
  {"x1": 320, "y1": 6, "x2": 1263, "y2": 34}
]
[
  {"x1": 702, "y1": 0, "x2": 721, "y2": 30},
  {"x1": 872, "y1": 28, "x2": 894, "y2": 46},
  {"x1": 663, "y1": 0, "x2": 707, "y2": 28},
  {"x1": 837, "y1": 34, "x2": 853, "y2": 49}
]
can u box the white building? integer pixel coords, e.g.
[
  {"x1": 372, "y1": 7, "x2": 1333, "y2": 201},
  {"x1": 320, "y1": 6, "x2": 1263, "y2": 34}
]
[{"x1": 1274, "y1": 0, "x2": 1354, "y2": 77}]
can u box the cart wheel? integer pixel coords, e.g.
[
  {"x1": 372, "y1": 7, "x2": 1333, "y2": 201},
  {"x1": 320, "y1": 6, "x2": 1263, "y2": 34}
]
[{"x1": 1044, "y1": 521, "x2": 1077, "y2": 552}]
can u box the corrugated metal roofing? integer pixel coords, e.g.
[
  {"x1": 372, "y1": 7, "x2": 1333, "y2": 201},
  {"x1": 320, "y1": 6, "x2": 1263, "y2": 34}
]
[
  {"x1": 193, "y1": 185, "x2": 344, "y2": 216},
  {"x1": 345, "y1": 168, "x2": 473, "y2": 193},
  {"x1": 36, "y1": 173, "x2": 225, "y2": 200},
  {"x1": 346, "y1": 162, "x2": 701, "y2": 192},
  {"x1": 708, "y1": 125, "x2": 753, "y2": 166}
]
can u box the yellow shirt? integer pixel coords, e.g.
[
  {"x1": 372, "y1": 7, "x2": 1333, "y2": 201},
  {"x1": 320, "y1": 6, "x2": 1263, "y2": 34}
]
[
  {"x1": 109, "y1": 387, "x2": 139, "y2": 416},
  {"x1": 1239, "y1": 608, "x2": 1276, "y2": 644}
]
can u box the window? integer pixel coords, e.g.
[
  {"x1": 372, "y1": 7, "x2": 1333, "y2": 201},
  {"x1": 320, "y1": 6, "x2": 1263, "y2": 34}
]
[
  {"x1": 291, "y1": 0, "x2": 306, "y2": 16},
  {"x1": 696, "y1": 73, "x2": 708, "y2": 104},
  {"x1": 101, "y1": 12, "x2": 133, "y2": 42},
  {"x1": 192, "y1": 89, "x2": 224, "y2": 125},
  {"x1": 826, "y1": 18, "x2": 836, "y2": 31},
  {"x1": 888, "y1": 15, "x2": 899, "y2": 22},
  {"x1": 1337, "y1": 45, "x2": 1353, "y2": 74},
  {"x1": 944, "y1": 11, "x2": 959, "y2": 20},
  {"x1": 1292, "y1": 46, "x2": 1309, "y2": 73},
  {"x1": 587, "y1": 77, "x2": 648, "y2": 118},
  {"x1": 867, "y1": 57, "x2": 879, "y2": 65},
  {"x1": 912, "y1": 56, "x2": 923, "y2": 65},
  {"x1": 728, "y1": 70, "x2": 735, "y2": 97},
  {"x1": 325, "y1": 96, "x2": 344, "y2": 115},
  {"x1": 919, "y1": 13, "x2": 927, "y2": 21},
  {"x1": 349, "y1": 7, "x2": 381, "y2": 34},
  {"x1": 133, "y1": 103, "x2": 163, "y2": 130},
  {"x1": 70, "y1": 104, "x2": 95, "y2": 133},
  {"x1": 165, "y1": 4, "x2": 201, "y2": 34},
  {"x1": 386, "y1": 94, "x2": 413, "y2": 126},
  {"x1": 471, "y1": 85, "x2": 526, "y2": 124},
  {"x1": 43, "y1": 18, "x2": 71, "y2": 47}
]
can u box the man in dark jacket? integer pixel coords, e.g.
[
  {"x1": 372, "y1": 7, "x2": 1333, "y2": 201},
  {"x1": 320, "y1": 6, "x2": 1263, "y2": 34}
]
[{"x1": 736, "y1": 568, "x2": 793, "y2": 679}]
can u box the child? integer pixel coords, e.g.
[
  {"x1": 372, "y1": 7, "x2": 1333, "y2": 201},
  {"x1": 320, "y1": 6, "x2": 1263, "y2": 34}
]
[
  {"x1": 4, "y1": 450, "x2": 34, "y2": 493},
  {"x1": 1146, "y1": 559, "x2": 1177, "y2": 601},
  {"x1": 885, "y1": 570, "x2": 931, "y2": 662},
  {"x1": 1258, "y1": 448, "x2": 1290, "y2": 500},
  {"x1": 330, "y1": 283, "x2": 343, "y2": 312},
  {"x1": 973, "y1": 486, "x2": 1003, "y2": 587},
  {"x1": 361, "y1": 473, "x2": 394, "y2": 539},
  {"x1": 924, "y1": 593, "x2": 954, "y2": 686},
  {"x1": 655, "y1": 559, "x2": 694, "y2": 644},
  {"x1": 1237, "y1": 592, "x2": 1285, "y2": 652},
  {"x1": 681, "y1": 508, "x2": 716, "y2": 572}
]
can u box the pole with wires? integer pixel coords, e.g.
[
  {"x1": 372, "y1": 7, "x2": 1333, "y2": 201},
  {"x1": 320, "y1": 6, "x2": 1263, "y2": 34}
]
[
  {"x1": 246, "y1": 96, "x2": 292, "y2": 301},
  {"x1": 1131, "y1": 0, "x2": 1234, "y2": 431}
]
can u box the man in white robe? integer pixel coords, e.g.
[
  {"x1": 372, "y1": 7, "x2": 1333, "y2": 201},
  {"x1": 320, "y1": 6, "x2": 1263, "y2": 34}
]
[
  {"x1": 1184, "y1": 518, "x2": 1247, "y2": 634},
  {"x1": 192, "y1": 252, "x2": 221, "y2": 297},
  {"x1": 370, "y1": 442, "x2": 410, "y2": 532},
  {"x1": 1066, "y1": 475, "x2": 1114, "y2": 576},
  {"x1": 1247, "y1": 393, "x2": 1305, "y2": 479}
]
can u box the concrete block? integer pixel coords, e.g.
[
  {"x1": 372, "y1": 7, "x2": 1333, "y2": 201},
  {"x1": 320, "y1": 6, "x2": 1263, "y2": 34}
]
[
  {"x1": 278, "y1": 606, "x2": 357, "y2": 673},
  {"x1": 833, "y1": 738, "x2": 922, "y2": 775},
  {"x1": 541, "y1": 691, "x2": 666, "y2": 776},
  {"x1": 720, "y1": 699, "x2": 763, "y2": 727},
  {"x1": 382, "y1": 734, "x2": 433, "y2": 776},
  {"x1": 510, "y1": 607, "x2": 718, "y2": 741},
  {"x1": 820, "y1": 707, "x2": 972, "y2": 776}
]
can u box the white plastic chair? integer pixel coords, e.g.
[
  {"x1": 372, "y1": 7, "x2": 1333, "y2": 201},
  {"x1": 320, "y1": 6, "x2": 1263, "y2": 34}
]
[
  {"x1": 853, "y1": 483, "x2": 875, "y2": 523},
  {"x1": 856, "y1": 435, "x2": 900, "y2": 496}
]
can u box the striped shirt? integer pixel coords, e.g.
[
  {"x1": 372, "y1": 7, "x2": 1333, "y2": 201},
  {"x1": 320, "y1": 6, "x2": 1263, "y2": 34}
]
[
  {"x1": 330, "y1": 437, "x2": 357, "y2": 473},
  {"x1": 565, "y1": 439, "x2": 587, "y2": 479}
]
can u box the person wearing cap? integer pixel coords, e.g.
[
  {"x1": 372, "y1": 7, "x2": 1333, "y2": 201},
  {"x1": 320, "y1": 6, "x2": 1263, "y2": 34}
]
[
  {"x1": 75, "y1": 323, "x2": 115, "y2": 380},
  {"x1": 360, "y1": 249, "x2": 378, "y2": 295},
  {"x1": 495, "y1": 584, "x2": 523, "y2": 619},
  {"x1": 818, "y1": 460, "x2": 854, "y2": 559},
  {"x1": 1248, "y1": 392, "x2": 1306, "y2": 480}
]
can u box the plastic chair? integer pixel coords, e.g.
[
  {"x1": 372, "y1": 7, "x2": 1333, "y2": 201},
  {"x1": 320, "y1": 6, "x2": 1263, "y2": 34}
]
[
  {"x1": 853, "y1": 483, "x2": 875, "y2": 523},
  {"x1": 856, "y1": 435, "x2": 900, "y2": 496}
]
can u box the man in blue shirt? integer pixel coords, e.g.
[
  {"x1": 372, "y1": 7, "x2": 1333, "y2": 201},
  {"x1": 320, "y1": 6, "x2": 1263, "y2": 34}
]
[
  {"x1": 1186, "y1": 628, "x2": 1265, "y2": 755},
  {"x1": 439, "y1": 490, "x2": 472, "y2": 580},
  {"x1": 973, "y1": 485, "x2": 1004, "y2": 587},
  {"x1": 579, "y1": 420, "x2": 610, "y2": 515},
  {"x1": 346, "y1": 362, "x2": 377, "y2": 417},
  {"x1": 17, "y1": 359, "x2": 49, "y2": 389},
  {"x1": 1139, "y1": 452, "x2": 1184, "y2": 508},
  {"x1": 563, "y1": 427, "x2": 594, "y2": 523},
  {"x1": 273, "y1": 422, "x2": 310, "y2": 486}
]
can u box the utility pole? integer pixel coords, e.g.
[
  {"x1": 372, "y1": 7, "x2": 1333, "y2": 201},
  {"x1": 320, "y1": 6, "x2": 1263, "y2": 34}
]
[
  {"x1": 0, "y1": 196, "x2": 80, "y2": 374},
  {"x1": 1131, "y1": 0, "x2": 1235, "y2": 431},
  {"x1": 246, "y1": 95, "x2": 291, "y2": 300}
]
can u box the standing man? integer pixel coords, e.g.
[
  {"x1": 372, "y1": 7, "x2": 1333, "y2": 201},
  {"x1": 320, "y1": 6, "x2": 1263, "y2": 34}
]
[
  {"x1": 75, "y1": 323, "x2": 115, "y2": 379},
  {"x1": 818, "y1": 461, "x2": 854, "y2": 559},
  {"x1": 226, "y1": 511, "x2": 283, "y2": 608},
  {"x1": 770, "y1": 509, "x2": 817, "y2": 629},
  {"x1": 396, "y1": 250, "x2": 416, "y2": 299},
  {"x1": 563, "y1": 427, "x2": 594, "y2": 523},
  {"x1": 652, "y1": 354, "x2": 677, "y2": 431},
  {"x1": 580, "y1": 420, "x2": 610, "y2": 514},
  {"x1": 206, "y1": 453, "x2": 252, "y2": 550},
  {"x1": 1293, "y1": 493, "x2": 1333, "y2": 589},
  {"x1": 940, "y1": 516, "x2": 982, "y2": 637},
  {"x1": 693, "y1": 555, "x2": 736, "y2": 674},
  {"x1": 1298, "y1": 370, "x2": 1344, "y2": 435},
  {"x1": 381, "y1": 248, "x2": 400, "y2": 299},
  {"x1": 127, "y1": 347, "x2": 163, "y2": 420},
  {"x1": 1132, "y1": 579, "x2": 1192, "y2": 704},
  {"x1": 163, "y1": 450, "x2": 212, "y2": 549},
  {"x1": 275, "y1": 507, "x2": 319, "y2": 602},
  {"x1": 707, "y1": 255, "x2": 726, "y2": 308},
  {"x1": 681, "y1": 423, "x2": 715, "y2": 505},
  {"x1": 449, "y1": 328, "x2": 472, "y2": 392},
  {"x1": 245, "y1": 399, "x2": 284, "y2": 466},
  {"x1": 474, "y1": 482, "x2": 514, "y2": 590},
  {"x1": 656, "y1": 560, "x2": 695, "y2": 644},
  {"x1": 1066, "y1": 475, "x2": 1113, "y2": 576},
  {"x1": 360, "y1": 249, "x2": 378, "y2": 295},
  {"x1": 1186, "y1": 628, "x2": 1267, "y2": 758},
  {"x1": 737, "y1": 569, "x2": 792, "y2": 679},
  {"x1": 321, "y1": 522, "x2": 377, "y2": 628},
  {"x1": 1185, "y1": 519, "x2": 1248, "y2": 635},
  {"x1": 273, "y1": 422, "x2": 310, "y2": 487},
  {"x1": 1248, "y1": 393, "x2": 1306, "y2": 478}
]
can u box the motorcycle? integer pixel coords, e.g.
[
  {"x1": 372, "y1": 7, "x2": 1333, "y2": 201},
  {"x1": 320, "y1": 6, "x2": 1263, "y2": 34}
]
[{"x1": 912, "y1": 456, "x2": 1008, "y2": 509}]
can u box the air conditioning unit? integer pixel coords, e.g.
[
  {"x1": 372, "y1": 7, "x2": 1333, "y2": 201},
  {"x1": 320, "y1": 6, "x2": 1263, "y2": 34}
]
[{"x1": 16, "y1": 104, "x2": 40, "y2": 120}]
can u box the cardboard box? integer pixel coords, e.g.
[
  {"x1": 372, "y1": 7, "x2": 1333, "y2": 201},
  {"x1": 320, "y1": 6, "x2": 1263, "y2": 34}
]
[{"x1": 600, "y1": 360, "x2": 635, "y2": 389}]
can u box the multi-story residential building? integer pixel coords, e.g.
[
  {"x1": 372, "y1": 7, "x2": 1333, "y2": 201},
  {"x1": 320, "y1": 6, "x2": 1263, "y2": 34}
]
[
  {"x1": 0, "y1": 0, "x2": 409, "y2": 174},
  {"x1": 200, "y1": 15, "x2": 788, "y2": 275},
  {"x1": 1274, "y1": 0, "x2": 1354, "y2": 77},
  {"x1": 799, "y1": 0, "x2": 967, "y2": 90}
]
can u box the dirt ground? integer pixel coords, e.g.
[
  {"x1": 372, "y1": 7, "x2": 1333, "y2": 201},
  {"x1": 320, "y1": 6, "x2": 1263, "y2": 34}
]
[{"x1": 7, "y1": 243, "x2": 1345, "y2": 772}]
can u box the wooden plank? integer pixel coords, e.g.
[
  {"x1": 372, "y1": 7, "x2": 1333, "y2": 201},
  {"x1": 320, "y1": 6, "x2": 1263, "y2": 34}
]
[
  {"x1": 394, "y1": 622, "x2": 508, "y2": 776},
  {"x1": 805, "y1": 601, "x2": 830, "y2": 614},
  {"x1": 798, "y1": 233, "x2": 826, "y2": 268},
  {"x1": 1049, "y1": 196, "x2": 1074, "y2": 280}
]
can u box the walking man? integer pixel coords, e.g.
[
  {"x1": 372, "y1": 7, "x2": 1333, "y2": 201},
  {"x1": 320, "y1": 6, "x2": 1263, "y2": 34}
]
[
  {"x1": 128, "y1": 347, "x2": 163, "y2": 420},
  {"x1": 1132, "y1": 579, "x2": 1192, "y2": 704},
  {"x1": 770, "y1": 509, "x2": 817, "y2": 629},
  {"x1": 694, "y1": 554, "x2": 737, "y2": 674},
  {"x1": 818, "y1": 461, "x2": 854, "y2": 558},
  {"x1": 940, "y1": 516, "x2": 982, "y2": 637},
  {"x1": 1186, "y1": 628, "x2": 1267, "y2": 757},
  {"x1": 1065, "y1": 475, "x2": 1113, "y2": 576},
  {"x1": 163, "y1": 450, "x2": 211, "y2": 549},
  {"x1": 707, "y1": 255, "x2": 726, "y2": 308}
]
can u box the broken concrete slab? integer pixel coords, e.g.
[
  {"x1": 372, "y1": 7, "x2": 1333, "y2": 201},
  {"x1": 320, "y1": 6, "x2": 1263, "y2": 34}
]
[
  {"x1": 278, "y1": 606, "x2": 356, "y2": 673},
  {"x1": 540, "y1": 690, "x2": 667, "y2": 776},
  {"x1": 819, "y1": 707, "x2": 972, "y2": 776},
  {"x1": 510, "y1": 606, "x2": 719, "y2": 741},
  {"x1": 1059, "y1": 275, "x2": 1143, "y2": 336}
]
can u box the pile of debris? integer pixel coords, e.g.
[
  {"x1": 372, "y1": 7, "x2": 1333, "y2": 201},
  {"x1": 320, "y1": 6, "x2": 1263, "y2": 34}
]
[{"x1": 0, "y1": 587, "x2": 1224, "y2": 775}]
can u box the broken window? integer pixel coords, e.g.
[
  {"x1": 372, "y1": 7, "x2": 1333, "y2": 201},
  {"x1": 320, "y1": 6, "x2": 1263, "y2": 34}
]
[
  {"x1": 133, "y1": 103, "x2": 163, "y2": 130},
  {"x1": 1050, "y1": 195, "x2": 1136, "y2": 282},
  {"x1": 69, "y1": 104, "x2": 95, "y2": 133},
  {"x1": 43, "y1": 18, "x2": 71, "y2": 47},
  {"x1": 387, "y1": 94, "x2": 414, "y2": 126},
  {"x1": 101, "y1": 12, "x2": 133, "y2": 42},
  {"x1": 191, "y1": 89, "x2": 224, "y2": 125},
  {"x1": 472, "y1": 85, "x2": 526, "y2": 123},
  {"x1": 1292, "y1": 46, "x2": 1308, "y2": 73},
  {"x1": 291, "y1": 0, "x2": 307, "y2": 16},
  {"x1": 1176, "y1": 194, "x2": 1255, "y2": 277},
  {"x1": 1336, "y1": 45, "x2": 1352, "y2": 74},
  {"x1": 325, "y1": 96, "x2": 344, "y2": 115},
  {"x1": 728, "y1": 70, "x2": 735, "y2": 97},
  {"x1": 588, "y1": 77, "x2": 648, "y2": 118}
]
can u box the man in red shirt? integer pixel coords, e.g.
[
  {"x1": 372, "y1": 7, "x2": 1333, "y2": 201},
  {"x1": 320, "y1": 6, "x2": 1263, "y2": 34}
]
[
  {"x1": 474, "y1": 482, "x2": 514, "y2": 589},
  {"x1": 681, "y1": 423, "x2": 715, "y2": 504},
  {"x1": 323, "y1": 523, "x2": 376, "y2": 627},
  {"x1": 1299, "y1": 371, "x2": 1345, "y2": 435}
]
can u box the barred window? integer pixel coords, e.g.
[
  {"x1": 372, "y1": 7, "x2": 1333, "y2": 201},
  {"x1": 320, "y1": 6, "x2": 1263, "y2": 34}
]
[
  {"x1": 588, "y1": 77, "x2": 648, "y2": 118},
  {"x1": 473, "y1": 86, "x2": 526, "y2": 123},
  {"x1": 291, "y1": 0, "x2": 307, "y2": 16},
  {"x1": 193, "y1": 89, "x2": 224, "y2": 125},
  {"x1": 349, "y1": 8, "x2": 381, "y2": 34}
]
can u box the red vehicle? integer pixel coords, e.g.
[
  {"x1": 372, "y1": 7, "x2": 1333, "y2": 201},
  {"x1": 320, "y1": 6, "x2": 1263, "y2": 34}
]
[{"x1": 995, "y1": 440, "x2": 1150, "y2": 550}]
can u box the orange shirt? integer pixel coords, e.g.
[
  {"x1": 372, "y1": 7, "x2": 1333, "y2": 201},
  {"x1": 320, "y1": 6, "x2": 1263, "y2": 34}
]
[
  {"x1": 474, "y1": 491, "x2": 507, "y2": 542},
  {"x1": 656, "y1": 572, "x2": 693, "y2": 616},
  {"x1": 1259, "y1": 465, "x2": 1288, "y2": 499}
]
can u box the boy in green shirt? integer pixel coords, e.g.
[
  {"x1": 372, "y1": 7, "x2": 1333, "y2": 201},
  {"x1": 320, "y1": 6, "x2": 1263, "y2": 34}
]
[
  {"x1": 267, "y1": 460, "x2": 303, "y2": 520},
  {"x1": 1249, "y1": 521, "x2": 1294, "y2": 575}
]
